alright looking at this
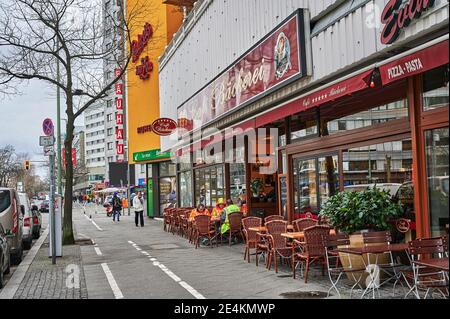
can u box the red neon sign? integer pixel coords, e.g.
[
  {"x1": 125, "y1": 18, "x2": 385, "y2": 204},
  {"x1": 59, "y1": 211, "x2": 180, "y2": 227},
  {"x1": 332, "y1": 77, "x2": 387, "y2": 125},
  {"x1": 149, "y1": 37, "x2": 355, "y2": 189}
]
[
  {"x1": 116, "y1": 128, "x2": 124, "y2": 140},
  {"x1": 116, "y1": 113, "x2": 124, "y2": 125},
  {"x1": 116, "y1": 98, "x2": 123, "y2": 110},
  {"x1": 136, "y1": 56, "x2": 153, "y2": 80},
  {"x1": 131, "y1": 23, "x2": 153, "y2": 63},
  {"x1": 117, "y1": 143, "x2": 124, "y2": 155},
  {"x1": 381, "y1": 0, "x2": 436, "y2": 45},
  {"x1": 115, "y1": 83, "x2": 123, "y2": 95}
]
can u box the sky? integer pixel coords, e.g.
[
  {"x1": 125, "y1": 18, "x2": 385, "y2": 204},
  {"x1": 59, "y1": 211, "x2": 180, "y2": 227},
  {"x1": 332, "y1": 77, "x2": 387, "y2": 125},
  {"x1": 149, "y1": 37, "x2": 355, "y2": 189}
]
[{"x1": 0, "y1": 80, "x2": 83, "y2": 179}]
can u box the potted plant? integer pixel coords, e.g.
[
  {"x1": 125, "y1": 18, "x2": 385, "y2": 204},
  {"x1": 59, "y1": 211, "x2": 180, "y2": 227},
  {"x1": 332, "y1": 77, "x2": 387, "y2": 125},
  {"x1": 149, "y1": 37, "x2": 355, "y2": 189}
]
[
  {"x1": 250, "y1": 178, "x2": 263, "y2": 200},
  {"x1": 319, "y1": 186, "x2": 403, "y2": 285}
]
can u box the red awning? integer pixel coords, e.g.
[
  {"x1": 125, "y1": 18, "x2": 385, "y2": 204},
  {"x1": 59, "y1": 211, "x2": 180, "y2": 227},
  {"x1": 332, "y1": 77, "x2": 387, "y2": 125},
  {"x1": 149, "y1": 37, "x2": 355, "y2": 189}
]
[
  {"x1": 256, "y1": 69, "x2": 374, "y2": 128},
  {"x1": 379, "y1": 39, "x2": 449, "y2": 85}
]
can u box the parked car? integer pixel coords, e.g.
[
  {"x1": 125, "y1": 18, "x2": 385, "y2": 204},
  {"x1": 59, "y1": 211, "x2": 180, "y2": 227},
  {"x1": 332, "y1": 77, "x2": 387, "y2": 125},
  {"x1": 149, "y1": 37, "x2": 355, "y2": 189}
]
[
  {"x1": 40, "y1": 200, "x2": 49, "y2": 213},
  {"x1": 31, "y1": 204, "x2": 42, "y2": 240},
  {"x1": 0, "y1": 223, "x2": 11, "y2": 288},
  {"x1": 18, "y1": 193, "x2": 33, "y2": 250},
  {"x1": 0, "y1": 188, "x2": 23, "y2": 265}
]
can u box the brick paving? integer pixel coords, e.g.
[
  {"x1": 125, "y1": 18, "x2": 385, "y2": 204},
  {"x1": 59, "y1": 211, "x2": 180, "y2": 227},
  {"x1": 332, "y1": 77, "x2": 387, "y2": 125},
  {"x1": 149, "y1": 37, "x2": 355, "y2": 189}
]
[{"x1": 13, "y1": 236, "x2": 88, "y2": 299}]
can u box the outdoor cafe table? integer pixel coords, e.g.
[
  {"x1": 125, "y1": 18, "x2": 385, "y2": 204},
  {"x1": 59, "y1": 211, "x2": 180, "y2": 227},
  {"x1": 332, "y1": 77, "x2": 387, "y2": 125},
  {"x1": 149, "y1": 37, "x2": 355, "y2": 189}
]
[
  {"x1": 333, "y1": 243, "x2": 409, "y2": 299},
  {"x1": 248, "y1": 225, "x2": 294, "y2": 233},
  {"x1": 280, "y1": 229, "x2": 336, "y2": 240}
]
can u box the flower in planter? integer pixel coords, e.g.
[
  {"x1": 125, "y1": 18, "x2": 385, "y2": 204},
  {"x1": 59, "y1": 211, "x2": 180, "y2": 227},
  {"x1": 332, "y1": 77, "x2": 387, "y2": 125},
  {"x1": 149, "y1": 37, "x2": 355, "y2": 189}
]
[{"x1": 319, "y1": 186, "x2": 403, "y2": 234}]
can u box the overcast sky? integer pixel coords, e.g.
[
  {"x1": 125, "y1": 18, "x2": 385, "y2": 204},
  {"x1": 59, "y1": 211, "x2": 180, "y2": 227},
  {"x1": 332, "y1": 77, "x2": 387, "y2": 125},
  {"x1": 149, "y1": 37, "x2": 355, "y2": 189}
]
[{"x1": 0, "y1": 80, "x2": 83, "y2": 178}]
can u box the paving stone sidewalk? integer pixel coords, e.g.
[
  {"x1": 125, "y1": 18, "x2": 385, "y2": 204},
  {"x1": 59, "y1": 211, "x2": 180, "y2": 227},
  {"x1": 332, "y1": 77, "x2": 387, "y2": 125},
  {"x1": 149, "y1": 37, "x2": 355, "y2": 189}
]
[{"x1": 13, "y1": 236, "x2": 88, "y2": 299}]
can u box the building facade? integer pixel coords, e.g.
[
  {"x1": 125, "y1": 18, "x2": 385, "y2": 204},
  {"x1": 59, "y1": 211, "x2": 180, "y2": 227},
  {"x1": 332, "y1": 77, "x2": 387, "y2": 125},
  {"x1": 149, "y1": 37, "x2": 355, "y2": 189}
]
[
  {"x1": 103, "y1": 0, "x2": 128, "y2": 181},
  {"x1": 159, "y1": 0, "x2": 449, "y2": 238},
  {"x1": 125, "y1": 0, "x2": 183, "y2": 217},
  {"x1": 84, "y1": 104, "x2": 107, "y2": 191}
]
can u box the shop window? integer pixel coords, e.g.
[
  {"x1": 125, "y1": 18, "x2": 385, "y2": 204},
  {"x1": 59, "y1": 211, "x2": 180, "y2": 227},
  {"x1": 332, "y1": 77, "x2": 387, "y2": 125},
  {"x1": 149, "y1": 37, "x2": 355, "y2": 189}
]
[
  {"x1": 425, "y1": 128, "x2": 449, "y2": 236},
  {"x1": 159, "y1": 177, "x2": 177, "y2": 214},
  {"x1": 179, "y1": 171, "x2": 193, "y2": 208},
  {"x1": 321, "y1": 99, "x2": 408, "y2": 136},
  {"x1": 194, "y1": 165, "x2": 225, "y2": 208},
  {"x1": 160, "y1": 162, "x2": 176, "y2": 177},
  {"x1": 230, "y1": 145, "x2": 246, "y2": 206},
  {"x1": 290, "y1": 109, "x2": 318, "y2": 142},
  {"x1": 422, "y1": 65, "x2": 449, "y2": 112},
  {"x1": 343, "y1": 139, "x2": 412, "y2": 187}
]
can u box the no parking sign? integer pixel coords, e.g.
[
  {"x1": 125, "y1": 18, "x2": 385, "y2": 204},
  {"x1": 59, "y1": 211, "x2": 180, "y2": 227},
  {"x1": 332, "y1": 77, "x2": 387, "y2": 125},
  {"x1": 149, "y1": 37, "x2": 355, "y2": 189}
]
[{"x1": 43, "y1": 118, "x2": 54, "y2": 136}]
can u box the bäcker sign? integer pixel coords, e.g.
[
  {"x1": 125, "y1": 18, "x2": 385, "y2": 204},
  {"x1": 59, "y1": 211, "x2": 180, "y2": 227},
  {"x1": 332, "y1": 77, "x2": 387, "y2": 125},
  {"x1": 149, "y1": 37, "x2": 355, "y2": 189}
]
[
  {"x1": 381, "y1": 0, "x2": 436, "y2": 45},
  {"x1": 177, "y1": 9, "x2": 308, "y2": 134}
]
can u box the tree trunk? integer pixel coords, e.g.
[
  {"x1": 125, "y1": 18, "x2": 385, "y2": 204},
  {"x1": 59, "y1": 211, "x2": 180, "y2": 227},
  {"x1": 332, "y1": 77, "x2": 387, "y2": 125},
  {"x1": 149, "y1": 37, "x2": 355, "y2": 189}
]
[{"x1": 63, "y1": 115, "x2": 75, "y2": 245}]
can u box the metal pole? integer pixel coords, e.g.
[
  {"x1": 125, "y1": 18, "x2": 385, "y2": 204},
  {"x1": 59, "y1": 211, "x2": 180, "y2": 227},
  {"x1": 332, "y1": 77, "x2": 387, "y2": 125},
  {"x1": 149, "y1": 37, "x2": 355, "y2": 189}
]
[
  {"x1": 56, "y1": 41, "x2": 62, "y2": 196},
  {"x1": 49, "y1": 152, "x2": 56, "y2": 265},
  {"x1": 127, "y1": 163, "x2": 131, "y2": 216}
]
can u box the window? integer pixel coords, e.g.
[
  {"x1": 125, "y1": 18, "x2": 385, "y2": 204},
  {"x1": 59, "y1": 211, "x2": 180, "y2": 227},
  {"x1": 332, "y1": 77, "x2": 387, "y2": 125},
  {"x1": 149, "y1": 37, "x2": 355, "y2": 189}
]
[
  {"x1": 107, "y1": 142, "x2": 113, "y2": 150},
  {"x1": 195, "y1": 165, "x2": 225, "y2": 207},
  {"x1": 290, "y1": 109, "x2": 318, "y2": 141},
  {"x1": 140, "y1": 164, "x2": 145, "y2": 174},
  {"x1": 321, "y1": 99, "x2": 408, "y2": 136},
  {"x1": 107, "y1": 100, "x2": 112, "y2": 108},
  {"x1": 422, "y1": 65, "x2": 449, "y2": 112},
  {"x1": 107, "y1": 114, "x2": 113, "y2": 122},
  {"x1": 107, "y1": 128, "x2": 113, "y2": 136},
  {"x1": 425, "y1": 128, "x2": 449, "y2": 237},
  {"x1": 160, "y1": 162, "x2": 176, "y2": 177},
  {"x1": 179, "y1": 171, "x2": 193, "y2": 208}
]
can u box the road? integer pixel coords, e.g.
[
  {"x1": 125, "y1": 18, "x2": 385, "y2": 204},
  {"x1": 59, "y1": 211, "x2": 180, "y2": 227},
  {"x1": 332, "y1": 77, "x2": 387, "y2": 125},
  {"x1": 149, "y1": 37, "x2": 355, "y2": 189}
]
[{"x1": 74, "y1": 203, "x2": 316, "y2": 299}]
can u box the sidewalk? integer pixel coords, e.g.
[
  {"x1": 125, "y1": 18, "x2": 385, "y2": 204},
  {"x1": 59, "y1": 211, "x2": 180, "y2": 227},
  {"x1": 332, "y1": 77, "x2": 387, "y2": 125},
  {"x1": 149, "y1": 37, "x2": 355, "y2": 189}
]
[{"x1": 12, "y1": 236, "x2": 88, "y2": 299}]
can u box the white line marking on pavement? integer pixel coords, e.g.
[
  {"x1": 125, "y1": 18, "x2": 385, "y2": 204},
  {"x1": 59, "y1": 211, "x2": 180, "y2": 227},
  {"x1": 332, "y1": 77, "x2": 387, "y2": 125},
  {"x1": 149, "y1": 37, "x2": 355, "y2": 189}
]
[
  {"x1": 84, "y1": 214, "x2": 103, "y2": 231},
  {"x1": 94, "y1": 246, "x2": 103, "y2": 256},
  {"x1": 128, "y1": 241, "x2": 135, "y2": 244},
  {"x1": 0, "y1": 227, "x2": 49, "y2": 299},
  {"x1": 154, "y1": 218, "x2": 163, "y2": 221},
  {"x1": 101, "y1": 263, "x2": 124, "y2": 299},
  {"x1": 128, "y1": 241, "x2": 205, "y2": 299},
  {"x1": 179, "y1": 281, "x2": 206, "y2": 299}
]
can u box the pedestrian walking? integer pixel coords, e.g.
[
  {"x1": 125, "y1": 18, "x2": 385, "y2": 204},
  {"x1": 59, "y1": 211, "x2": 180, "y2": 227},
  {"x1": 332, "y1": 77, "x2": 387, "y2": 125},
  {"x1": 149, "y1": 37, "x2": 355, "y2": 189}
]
[
  {"x1": 133, "y1": 191, "x2": 145, "y2": 227},
  {"x1": 112, "y1": 192, "x2": 122, "y2": 222}
]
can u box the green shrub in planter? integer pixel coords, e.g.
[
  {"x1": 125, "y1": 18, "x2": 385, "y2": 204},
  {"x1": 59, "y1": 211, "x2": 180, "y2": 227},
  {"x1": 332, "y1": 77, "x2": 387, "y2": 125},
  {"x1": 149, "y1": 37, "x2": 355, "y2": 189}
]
[{"x1": 319, "y1": 186, "x2": 403, "y2": 234}]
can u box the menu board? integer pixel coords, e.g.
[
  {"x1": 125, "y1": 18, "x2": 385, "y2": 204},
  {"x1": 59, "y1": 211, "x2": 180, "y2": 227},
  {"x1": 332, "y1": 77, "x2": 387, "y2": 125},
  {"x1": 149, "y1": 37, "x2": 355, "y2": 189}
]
[{"x1": 278, "y1": 176, "x2": 288, "y2": 220}]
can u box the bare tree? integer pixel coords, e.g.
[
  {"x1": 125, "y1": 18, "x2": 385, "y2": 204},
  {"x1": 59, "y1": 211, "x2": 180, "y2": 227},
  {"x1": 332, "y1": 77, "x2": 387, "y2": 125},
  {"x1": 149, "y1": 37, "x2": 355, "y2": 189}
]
[
  {"x1": 0, "y1": 0, "x2": 155, "y2": 244},
  {"x1": 0, "y1": 145, "x2": 23, "y2": 187}
]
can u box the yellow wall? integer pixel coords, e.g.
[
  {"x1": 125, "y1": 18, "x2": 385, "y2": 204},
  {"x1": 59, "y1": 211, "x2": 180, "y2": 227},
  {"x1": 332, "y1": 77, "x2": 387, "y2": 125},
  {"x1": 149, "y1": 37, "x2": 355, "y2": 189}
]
[{"x1": 126, "y1": 1, "x2": 183, "y2": 164}]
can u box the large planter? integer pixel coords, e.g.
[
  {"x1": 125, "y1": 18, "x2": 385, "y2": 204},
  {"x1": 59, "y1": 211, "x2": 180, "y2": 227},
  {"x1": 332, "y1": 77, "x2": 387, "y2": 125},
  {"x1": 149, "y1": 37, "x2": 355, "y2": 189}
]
[{"x1": 338, "y1": 233, "x2": 390, "y2": 288}]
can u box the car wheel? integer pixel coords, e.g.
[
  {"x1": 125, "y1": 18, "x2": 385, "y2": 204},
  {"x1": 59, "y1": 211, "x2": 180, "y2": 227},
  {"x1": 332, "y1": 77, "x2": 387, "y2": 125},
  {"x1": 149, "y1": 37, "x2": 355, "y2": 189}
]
[
  {"x1": 23, "y1": 239, "x2": 31, "y2": 250},
  {"x1": 11, "y1": 247, "x2": 23, "y2": 265},
  {"x1": 4, "y1": 257, "x2": 10, "y2": 275},
  {"x1": 0, "y1": 267, "x2": 4, "y2": 289},
  {"x1": 33, "y1": 228, "x2": 41, "y2": 240}
]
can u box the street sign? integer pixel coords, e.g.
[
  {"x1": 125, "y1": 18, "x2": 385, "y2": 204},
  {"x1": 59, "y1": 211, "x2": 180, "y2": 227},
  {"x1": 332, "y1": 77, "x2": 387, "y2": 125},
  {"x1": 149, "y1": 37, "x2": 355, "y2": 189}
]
[
  {"x1": 44, "y1": 145, "x2": 54, "y2": 156},
  {"x1": 42, "y1": 118, "x2": 54, "y2": 136},
  {"x1": 39, "y1": 136, "x2": 55, "y2": 147}
]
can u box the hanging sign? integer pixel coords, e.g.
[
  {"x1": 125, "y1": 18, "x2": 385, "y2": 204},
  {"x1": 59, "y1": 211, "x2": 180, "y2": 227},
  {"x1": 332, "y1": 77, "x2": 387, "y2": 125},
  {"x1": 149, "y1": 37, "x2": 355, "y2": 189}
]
[
  {"x1": 152, "y1": 118, "x2": 178, "y2": 136},
  {"x1": 177, "y1": 9, "x2": 308, "y2": 133}
]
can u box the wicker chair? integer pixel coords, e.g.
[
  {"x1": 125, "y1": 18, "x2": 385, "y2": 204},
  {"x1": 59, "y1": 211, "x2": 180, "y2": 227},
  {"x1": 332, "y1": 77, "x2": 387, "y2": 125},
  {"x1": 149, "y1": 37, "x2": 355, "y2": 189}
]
[
  {"x1": 265, "y1": 220, "x2": 292, "y2": 273},
  {"x1": 323, "y1": 233, "x2": 366, "y2": 298},
  {"x1": 193, "y1": 215, "x2": 216, "y2": 249},
  {"x1": 292, "y1": 225, "x2": 330, "y2": 283},
  {"x1": 163, "y1": 208, "x2": 173, "y2": 232},
  {"x1": 242, "y1": 217, "x2": 262, "y2": 262},
  {"x1": 264, "y1": 215, "x2": 284, "y2": 224},
  {"x1": 228, "y1": 212, "x2": 244, "y2": 246},
  {"x1": 402, "y1": 237, "x2": 447, "y2": 299},
  {"x1": 293, "y1": 218, "x2": 318, "y2": 232}
]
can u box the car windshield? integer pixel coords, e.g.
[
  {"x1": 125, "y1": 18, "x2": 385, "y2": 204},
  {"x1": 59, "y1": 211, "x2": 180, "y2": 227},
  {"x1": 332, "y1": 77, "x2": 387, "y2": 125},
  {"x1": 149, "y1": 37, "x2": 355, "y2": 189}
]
[{"x1": 0, "y1": 190, "x2": 11, "y2": 213}]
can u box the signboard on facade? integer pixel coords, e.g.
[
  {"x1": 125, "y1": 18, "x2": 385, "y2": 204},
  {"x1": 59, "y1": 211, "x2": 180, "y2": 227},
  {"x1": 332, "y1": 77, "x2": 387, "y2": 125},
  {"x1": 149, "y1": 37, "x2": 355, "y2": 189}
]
[
  {"x1": 380, "y1": 0, "x2": 436, "y2": 45},
  {"x1": 133, "y1": 149, "x2": 172, "y2": 162},
  {"x1": 177, "y1": 9, "x2": 309, "y2": 134}
]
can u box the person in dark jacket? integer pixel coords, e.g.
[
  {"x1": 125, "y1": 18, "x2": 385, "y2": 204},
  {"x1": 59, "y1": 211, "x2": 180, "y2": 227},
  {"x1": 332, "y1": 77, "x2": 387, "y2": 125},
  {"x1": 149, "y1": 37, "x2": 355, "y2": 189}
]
[{"x1": 112, "y1": 192, "x2": 122, "y2": 222}]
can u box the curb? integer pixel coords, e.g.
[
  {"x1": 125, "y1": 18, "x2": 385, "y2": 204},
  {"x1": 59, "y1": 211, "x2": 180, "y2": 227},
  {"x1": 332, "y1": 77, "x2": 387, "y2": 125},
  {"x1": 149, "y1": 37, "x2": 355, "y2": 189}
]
[{"x1": 0, "y1": 227, "x2": 50, "y2": 299}]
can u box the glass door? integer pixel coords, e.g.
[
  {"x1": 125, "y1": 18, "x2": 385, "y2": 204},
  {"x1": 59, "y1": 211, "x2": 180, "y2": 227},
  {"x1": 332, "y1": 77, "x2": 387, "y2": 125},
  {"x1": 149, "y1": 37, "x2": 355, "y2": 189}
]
[{"x1": 424, "y1": 128, "x2": 449, "y2": 236}]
